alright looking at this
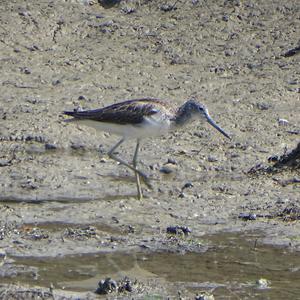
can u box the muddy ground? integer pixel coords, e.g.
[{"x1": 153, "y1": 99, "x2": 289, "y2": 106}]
[{"x1": 0, "y1": 0, "x2": 299, "y2": 298}]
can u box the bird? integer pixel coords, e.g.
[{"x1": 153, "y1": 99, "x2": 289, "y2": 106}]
[{"x1": 64, "y1": 97, "x2": 231, "y2": 200}]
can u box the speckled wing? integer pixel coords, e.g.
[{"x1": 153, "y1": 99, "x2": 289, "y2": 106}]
[{"x1": 64, "y1": 98, "x2": 162, "y2": 125}]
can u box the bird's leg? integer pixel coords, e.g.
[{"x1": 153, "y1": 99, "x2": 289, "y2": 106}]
[
  {"x1": 133, "y1": 139, "x2": 142, "y2": 200},
  {"x1": 107, "y1": 138, "x2": 151, "y2": 189}
]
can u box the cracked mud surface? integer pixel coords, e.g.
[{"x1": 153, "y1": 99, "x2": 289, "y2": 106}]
[{"x1": 0, "y1": 0, "x2": 299, "y2": 298}]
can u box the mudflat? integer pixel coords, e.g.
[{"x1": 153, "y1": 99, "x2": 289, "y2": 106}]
[{"x1": 0, "y1": 0, "x2": 299, "y2": 298}]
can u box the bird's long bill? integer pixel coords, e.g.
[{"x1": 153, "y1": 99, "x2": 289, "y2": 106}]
[{"x1": 206, "y1": 115, "x2": 231, "y2": 139}]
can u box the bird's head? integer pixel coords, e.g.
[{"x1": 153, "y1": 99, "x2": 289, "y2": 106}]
[{"x1": 185, "y1": 99, "x2": 231, "y2": 139}]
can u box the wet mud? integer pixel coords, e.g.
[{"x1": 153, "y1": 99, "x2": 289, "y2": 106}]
[{"x1": 0, "y1": 0, "x2": 299, "y2": 298}]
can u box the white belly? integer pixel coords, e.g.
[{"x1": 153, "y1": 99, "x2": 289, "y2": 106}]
[{"x1": 76, "y1": 116, "x2": 171, "y2": 139}]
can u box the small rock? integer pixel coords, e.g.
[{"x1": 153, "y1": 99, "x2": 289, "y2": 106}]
[
  {"x1": 118, "y1": 277, "x2": 134, "y2": 292},
  {"x1": 99, "y1": 20, "x2": 114, "y2": 28},
  {"x1": 111, "y1": 216, "x2": 119, "y2": 224},
  {"x1": 256, "y1": 102, "x2": 271, "y2": 110},
  {"x1": 52, "y1": 79, "x2": 61, "y2": 86},
  {"x1": 167, "y1": 158, "x2": 177, "y2": 165},
  {"x1": 268, "y1": 155, "x2": 279, "y2": 162},
  {"x1": 96, "y1": 278, "x2": 118, "y2": 294},
  {"x1": 278, "y1": 118, "x2": 289, "y2": 126},
  {"x1": 27, "y1": 44, "x2": 40, "y2": 51},
  {"x1": 208, "y1": 156, "x2": 218, "y2": 162},
  {"x1": 195, "y1": 292, "x2": 215, "y2": 300},
  {"x1": 160, "y1": 3, "x2": 177, "y2": 12},
  {"x1": 18, "y1": 10, "x2": 31, "y2": 17},
  {"x1": 222, "y1": 15, "x2": 229, "y2": 21},
  {"x1": 45, "y1": 143, "x2": 57, "y2": 150},
  {"x1": 70, "y1": 142, "x2": 85, "y2": 150},
  {"x1": 238, "y1": 213, "x2": 257, "y2": 220},
  {"x1": 122, "y1": 6, "x2": 136, "y2": 14},
  {"x1": 275, "y1": 198, "x2": 289, "y2": 204},
  {"x1": 159, "y1": 166, "x2": 173, "y2": 174},
  {"x1": 256, "y1": 278, "x2": 270, "y2": 289},
  {"x1": 167, "y1": 225, "x2": 191, "y2": 236},
  {"x1": 182, "y1": 182, "x2": 193, "y2": 190},
  {"x1": 20, "y1": 67, "x2": 31, "y2": 74},
  {"x1": 127, "y1": 225, "x2": 135, "y2": 233}
]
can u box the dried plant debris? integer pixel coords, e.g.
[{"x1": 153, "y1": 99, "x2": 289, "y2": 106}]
[{"x1": 249, "y1": 142, "x2": 300, "y2": 174}]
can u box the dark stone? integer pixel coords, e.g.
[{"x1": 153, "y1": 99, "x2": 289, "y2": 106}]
[
  {"x1": 167, "y1": 226, "x2": 191, "y2": 235},
  {"x1": 159, "y1": 166, "x2": 173, "y2": 174},
  {"x1": 0, "y1": 159, "x2": 10, "y2": 167},
  {"x1": 45, "y1": 143, "x2": 57, "y2": 150},
  {"x1": 96, "y1": 278, "x2": 118, "y2": 294},
  {"x1": 167, "y1": 158, "x2": 177, "y2": 165},
  {"x1": 256, "y1": 102, "x2": 272, "y2": 110},
  {"x1": 238, "y1": 213, "x2": 257, "y2": 220},
  {"x1": 182, "y1": 182, "x2": 193, "y2": 190},
  {"x1": 160, "y1": 4, "x2": 177, "y2": 12}
]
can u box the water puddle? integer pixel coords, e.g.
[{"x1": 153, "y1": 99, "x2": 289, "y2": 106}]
[{"x1": 3, "y1": 232, "x2": 300, "y2": 298}]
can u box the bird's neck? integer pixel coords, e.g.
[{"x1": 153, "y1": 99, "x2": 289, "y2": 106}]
[{"x1": 173, "y1": 104, "x2": 195, "y2": 127}]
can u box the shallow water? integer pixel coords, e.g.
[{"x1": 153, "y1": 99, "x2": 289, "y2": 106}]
[{"x1": 4, "y1": 232, "x2": 300, "y2": 298}]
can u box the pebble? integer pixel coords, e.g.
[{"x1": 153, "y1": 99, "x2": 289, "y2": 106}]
[
  {"x1": 256, "y1": 278, "x2": 270, "y2": 289},
  {"x1": 238, "y1": 212, "x2": 257, "y2": 220},
  {"x1": 256, "y1": 102, "x2": 271, "y2": 110},
  {"x1": 268, "y1": 155, "x2": 279, "y2": 162},
  {"x1": 160, "y1": 4, "x2": 177, "y2": 12},
  {"x1": 166, "y1": 225, "x2": 191, "y2": 236},
  {"x1": 122, "y1": 6, "x2": 136, "y2": 14},
  {"x1": 182, "y1": 182, "x2": 193, "y2": 190},
  {"x1": 208, "y1": 156, "x2": 218, "y2": 162},
  {"x1": 195, "y1": 292, "x2": 215, "y2": 300},
  {"x1": 70, "y1": 142, "x2": 86, "y2": 150},
  {"x1": 0, "y1": 159, "x2": 10, "y2": 167},
  {"x1": 96, "y1": 278, "x2": 118, "y2": 294},
  {"x1": 159, "y1": 166, "x2": 173, "y2": 174},
  {"x1": 20, "y1": 67, "x2": 31, "y2": 74},
  {"x1": 45, "y1": 143, "x2": 57, "y2": 150},
  {"x1": 52, "y1": 79, "x2": 61, "y2": 86},
  {"x1": 278, "y1": 118, "x2": 289, "y2": 126},
  {"x1": 167, "y1": 158, "x2": 177, "y2": 165}
]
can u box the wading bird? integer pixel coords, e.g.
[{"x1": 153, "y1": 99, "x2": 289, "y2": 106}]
[{"x1": 64, "y1": 97, "x2": 231, "y2": 200}]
